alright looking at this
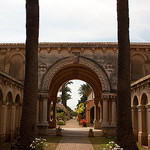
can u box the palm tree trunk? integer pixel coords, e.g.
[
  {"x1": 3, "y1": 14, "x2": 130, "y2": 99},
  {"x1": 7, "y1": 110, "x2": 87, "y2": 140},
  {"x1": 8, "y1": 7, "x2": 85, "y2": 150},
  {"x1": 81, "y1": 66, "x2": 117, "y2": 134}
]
[
  {"x1": 16, "y1": 0, "x2": 39, "y2": 149},
  {"x1": 62, "y1": 84, "x2": 66, "y2": 107},
  {"x1": 116, "y1": 0, "x2": 138, "y2": 149}
]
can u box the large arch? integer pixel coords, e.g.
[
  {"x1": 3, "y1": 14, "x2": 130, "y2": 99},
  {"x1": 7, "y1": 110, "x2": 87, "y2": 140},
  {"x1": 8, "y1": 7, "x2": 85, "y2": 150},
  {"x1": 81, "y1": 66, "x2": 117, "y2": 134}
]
[
  {"x1": 49, "y1": 64, "x2": 102, "y2": 102},
  {"x1": 41, "y1": 56, "x2": 110, "y2": 93}
]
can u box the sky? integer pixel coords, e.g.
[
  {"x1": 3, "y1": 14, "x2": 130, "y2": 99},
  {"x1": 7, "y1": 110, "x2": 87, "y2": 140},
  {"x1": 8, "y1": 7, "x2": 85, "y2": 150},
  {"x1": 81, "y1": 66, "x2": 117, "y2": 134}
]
[{"x1": 0, "y1": 0, "x2": 150, "y2": 109}]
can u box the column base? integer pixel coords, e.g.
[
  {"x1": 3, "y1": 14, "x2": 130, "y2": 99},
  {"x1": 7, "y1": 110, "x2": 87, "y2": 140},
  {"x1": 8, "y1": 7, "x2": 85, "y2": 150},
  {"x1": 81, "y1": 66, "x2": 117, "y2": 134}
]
[
  {"x1": 37, "y1": 122, "x2": 49, "y2": 135},
  {"x1": 101, "y1": 123, "x2": 116, "y2": 137},
  {"x1": 94, "y1": 120, "x2": 101, "y2": 129},
  {"x1": 138, "y1": 131, "x2": 148, "y2": 146}
]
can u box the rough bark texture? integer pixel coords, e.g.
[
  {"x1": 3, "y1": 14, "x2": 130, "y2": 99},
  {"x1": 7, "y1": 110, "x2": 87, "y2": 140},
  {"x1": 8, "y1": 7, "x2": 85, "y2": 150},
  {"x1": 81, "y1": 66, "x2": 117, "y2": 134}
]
[
  {"x1": 16, "y1": 0, "x2": 39, "y2": 149},
  {"x1": 116, "y1": 0, "x2": 138, "y2": 149}
]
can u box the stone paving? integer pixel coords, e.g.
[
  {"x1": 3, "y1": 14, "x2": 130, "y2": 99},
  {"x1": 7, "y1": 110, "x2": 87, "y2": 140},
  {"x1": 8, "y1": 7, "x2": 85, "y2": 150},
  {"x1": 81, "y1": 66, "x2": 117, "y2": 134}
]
[{"x1": 54, "y1": 118, "x2": 101, "y2": 150}]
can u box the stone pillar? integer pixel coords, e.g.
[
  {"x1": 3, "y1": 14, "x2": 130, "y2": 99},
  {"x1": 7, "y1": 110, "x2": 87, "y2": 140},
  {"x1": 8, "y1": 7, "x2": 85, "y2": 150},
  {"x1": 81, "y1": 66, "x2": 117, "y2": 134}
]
[
  {"x1": 137, "y1": 104, "x2": 147, "y2": 146},
  {"x1": 37, "y1": 93, "x2": 49, "y2": 135},
  {"x1": 102, "y1": 98, "x2": 109, "y2": 125},
  {"x1": 111, "y1": 100, "x2": 116, "y2": 126},
  {"x1": 94, "y1": 98, "x2": 101, "y2": 129},
  {"x1": 146, "y1": 104, "x2": 150, "y2": 150},
  {"x1": 37, "y1": 99, "x2": 39, "y2": 123},
  {"x1": 0, "y1": 103, "x2": 7, "y2": 144},
  {"x1": 53, "y1": 102, "x2": 57, "y2": 127},
  {"x1": 100, "y1": 107, "x2": 103, "y2": 122},
  {"x1": 42, "y1": 98, "x2": 48, "y2": 124},
  {"x1": 131, "y1": 105, "x2": 138, "y2": 141}
]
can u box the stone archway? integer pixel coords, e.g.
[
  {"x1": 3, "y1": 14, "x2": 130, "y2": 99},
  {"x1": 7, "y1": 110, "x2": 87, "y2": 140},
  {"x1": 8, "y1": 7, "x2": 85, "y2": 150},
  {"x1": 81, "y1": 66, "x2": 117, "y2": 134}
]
[{"x1": 38, "y1": 55, "x2": 112, "y2": 133}]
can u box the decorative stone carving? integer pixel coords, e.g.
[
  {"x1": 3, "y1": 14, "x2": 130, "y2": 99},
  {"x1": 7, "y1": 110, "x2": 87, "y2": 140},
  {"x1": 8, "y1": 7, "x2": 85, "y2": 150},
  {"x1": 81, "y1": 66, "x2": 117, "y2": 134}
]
[
  {"x1": 57, "y1": 48, "x2": 61, "y2": 53},
  {"x1": 70, "y1": 52, "x2": 80, "y2": 64},
  {"x1": 41, "y1": 57, "x2": 110, "y2": 92},
  {"x1": 47, "y1": 48, "x2": 51, "y2": 53},
  {"x1": 91, "y1": 48, "x2": 95, "y2": 53},
  {"x1": 68, "y1": 48, "x2": 72, "y2": 53},
  {"x1": 39, "y1": 63, "x2": 47, "y2": 71}
]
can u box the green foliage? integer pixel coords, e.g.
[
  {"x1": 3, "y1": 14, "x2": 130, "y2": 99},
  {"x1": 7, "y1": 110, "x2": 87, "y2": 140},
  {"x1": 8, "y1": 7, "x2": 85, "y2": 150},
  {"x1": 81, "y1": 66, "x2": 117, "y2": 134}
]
[
  {"x1": 57, "y1": 120, "x2": 66, "y2": 125},
  {"x1": 77, "y1": 83, "x2": 92, "y2": 106},
  {"x1": 77, "y1": 103, "x2": 85, "y2": 115}
]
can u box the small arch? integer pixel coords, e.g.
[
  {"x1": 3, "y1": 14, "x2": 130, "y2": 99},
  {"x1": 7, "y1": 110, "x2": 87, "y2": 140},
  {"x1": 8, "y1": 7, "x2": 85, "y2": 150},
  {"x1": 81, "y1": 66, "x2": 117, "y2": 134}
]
[
  {"x1": 90, "y1": 106, "x2": 94, "y2": 125},
  {"x1": 141, "y1": 93, "x2": 148, "y2": 105},
  {"x1": 133, "y1": 96, "x2": 139, "y2": 106},
  {"x1": 15, "y1": 94, "x2": 21, "y2": 105},
  {"x1": 0, "y1": 89, "x2": 3, "y2": 101},
  {"x1": 6, "y1": 91, "x2": 13, "y2": 103}
]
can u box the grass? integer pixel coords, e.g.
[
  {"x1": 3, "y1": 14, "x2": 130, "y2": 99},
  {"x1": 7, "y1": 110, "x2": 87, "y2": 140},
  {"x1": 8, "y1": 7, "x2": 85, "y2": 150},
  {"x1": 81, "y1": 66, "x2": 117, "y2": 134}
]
[
  {"x1": 43, "y1": 136, "x2": 62, "y2": 150},
  {"x1": 88, "y1": 136, "x2": 147, "y2": 150}
]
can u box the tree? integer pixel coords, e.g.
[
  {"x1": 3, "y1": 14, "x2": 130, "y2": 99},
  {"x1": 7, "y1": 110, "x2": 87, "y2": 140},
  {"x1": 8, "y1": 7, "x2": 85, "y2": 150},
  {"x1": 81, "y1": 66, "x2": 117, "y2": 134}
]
[
  {"x1": 77, "y1": 83, "x2": 91, "y2": 106},
  {"x1": 58, "y1": 81, "x2": 73, "y2": 107},
  {"x1": 16, "y1": 0, "x2": 39, "y2": 149},
  {"x1": 116, "y1": 0, "x2": 138, "y2": 149}
]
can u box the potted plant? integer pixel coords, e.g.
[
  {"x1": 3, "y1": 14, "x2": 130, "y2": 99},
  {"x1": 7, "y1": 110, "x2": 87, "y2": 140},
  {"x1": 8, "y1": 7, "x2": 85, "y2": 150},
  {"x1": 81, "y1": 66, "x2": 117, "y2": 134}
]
[
  {"x1": 88, "y1": 129, "x2": 94, "y2": 137},
  {"x1": 56, "y1": 127, "x2": 62, "y2": 136}
]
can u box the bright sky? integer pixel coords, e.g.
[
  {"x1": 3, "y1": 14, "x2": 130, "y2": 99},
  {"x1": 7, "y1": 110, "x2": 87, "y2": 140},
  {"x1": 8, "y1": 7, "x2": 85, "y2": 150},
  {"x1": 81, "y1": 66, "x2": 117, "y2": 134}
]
[
  {"x1": 0, "y1": 0, "x2": 150, "y2": 43},
  {"x1": 0, "y1": 0, "x2": 150, "y2": 109}
]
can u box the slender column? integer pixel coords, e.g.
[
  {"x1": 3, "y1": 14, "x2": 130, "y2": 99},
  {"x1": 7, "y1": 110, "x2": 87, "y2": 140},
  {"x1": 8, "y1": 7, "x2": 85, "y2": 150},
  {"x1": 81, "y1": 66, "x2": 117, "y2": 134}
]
[
  {"x1": 147, "y1": 104, "x2": 150, "y2": 150},
  {"x1": 11, "y1": 105, "x2": 16, "y2": 141},
  {"x1": 131, "y1": 105, "x2": 138, "y2": 141},
  {"x1": 111, "y1": 100, "x2": 116, "y2": 126},
  {"x1": 100, "y1": 107, "x2": 103, "y2": 122},
  {"x1": 102, "y1": 98, "x2": 109, "y2": 125},
  {"x1": 94, "y1": 98, "x2": 101, "y2": 129},
  {"x1": 37, "y1": 99, "x2": 39, "y2": 123},
  {"x1": 137, "y1": 105, "x2": 146, "y2": 146},
  {"x1": 42, "y1": 98, "x2": 48, "y2": 124},
  {"x1": 108, "y1": 100, "x2": 112, "y2": 122},
  {"x1": 53, "y1": 102, "x2": 57, "y2": 121}
]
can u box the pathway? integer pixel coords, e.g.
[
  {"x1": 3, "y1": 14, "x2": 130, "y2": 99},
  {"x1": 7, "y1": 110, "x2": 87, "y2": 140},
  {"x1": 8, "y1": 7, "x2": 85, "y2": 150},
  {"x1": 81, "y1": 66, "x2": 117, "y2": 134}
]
[{"x1": 55, "y1": 118, "x2": 100, "y2": 150}]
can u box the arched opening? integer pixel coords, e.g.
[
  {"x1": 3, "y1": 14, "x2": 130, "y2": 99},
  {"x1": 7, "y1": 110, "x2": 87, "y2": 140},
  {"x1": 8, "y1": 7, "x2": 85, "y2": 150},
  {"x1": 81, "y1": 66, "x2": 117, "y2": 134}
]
[
  {"x1": 5, "y1": 91, "x2": 13, "y2": 142},
  {"x1": 14, "y1": 94, "x2": 21, "y2": 137},
  {"x1": 141, "y1": 93, "x2": 148, "y2": 146},
  {"x1": 6, "y1": 92, "x2": 13, "y2": 103},
  {"x1": 48, "y1": 64, "x2": 102, "y2": 128},
  {"x1": 132, "y1": 96, "x2": 139, "y2": 141}
]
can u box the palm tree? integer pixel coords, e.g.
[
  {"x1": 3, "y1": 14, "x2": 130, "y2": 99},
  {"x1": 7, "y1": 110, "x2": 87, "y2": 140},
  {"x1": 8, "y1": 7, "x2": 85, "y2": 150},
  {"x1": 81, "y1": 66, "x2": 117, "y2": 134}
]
[
  {"x1": 59, "y1": 81, "x2": 73, "y2": 108},
  {"x1": 16, "y1": 0, "x2": 39, "y2": 149},
  {"x1": 77, "y1": 83, "x2": 91, "y2": 106},
  {"x1": 116, "y1": 0, "x2": 138, "y2": 149}
]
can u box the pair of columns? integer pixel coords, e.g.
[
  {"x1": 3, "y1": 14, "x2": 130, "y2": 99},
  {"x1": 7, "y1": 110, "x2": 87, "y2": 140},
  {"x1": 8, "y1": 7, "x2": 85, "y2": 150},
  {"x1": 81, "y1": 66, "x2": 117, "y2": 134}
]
[
  {"x1": 132, "y1": 104, "x2": 150, "y2": 148},
  {"x1": 0, "y1": 103, "x2": 22, "y2": 144},
  {"x1": 102, "y1": 97, "x2": 116, "y2": 126},
  {"x1": 37, "y1": 95, "x2": 57, "y2": 134}
]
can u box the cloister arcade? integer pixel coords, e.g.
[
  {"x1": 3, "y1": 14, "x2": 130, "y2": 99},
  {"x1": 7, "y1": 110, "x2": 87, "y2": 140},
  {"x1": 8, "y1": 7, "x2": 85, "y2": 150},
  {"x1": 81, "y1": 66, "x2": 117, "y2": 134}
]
[
  {"x1": 131, "y1": 74, "x2": 150, "y2": 149},
  {"x1": 0, "y1": 42, "x2": 150, "y2": 148},
  {"x1": 0, "y1": 70, "x2": 23, "y2": 144}
]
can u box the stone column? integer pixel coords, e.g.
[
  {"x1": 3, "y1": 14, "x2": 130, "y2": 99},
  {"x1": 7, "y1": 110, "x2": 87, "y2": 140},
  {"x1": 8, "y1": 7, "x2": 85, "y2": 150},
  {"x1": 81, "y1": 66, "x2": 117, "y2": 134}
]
[
  {"x1": 53, "y1": 101, "x2": 57, "y2": 127},
  {"x1": 100, "y1": 107, "x2": 103, "y2": 122},
  {"x1": 37, "y1": 99, "x2": 39, "y2": 123},
  {"x1": 94, "y1": 98, "x2": 101, "y2": 129},
  {"x1": 146, "y1": 104, "x2": 150, "y2": 150},
  {"x1": 42, "y1": 98, "x2": 48, "y2": 125},
  {"x1": 102, "y1": 98, "x2": 109, "y2": 126},
  {"x1": 137, "y1": 104, "x2": 147, "y2": 146},
  {"x1": 131, "y1": 105, "x2": 138, "y2": 141},
  {"x1": 37, "y1": 93, "x2": 49, "y2": 135},
  {"x1": 111, "y1": 100, "x2": 116, "y2": 126},
  {"x1": 11, "y1": 105, "x2": 16, "y2": 142}
]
